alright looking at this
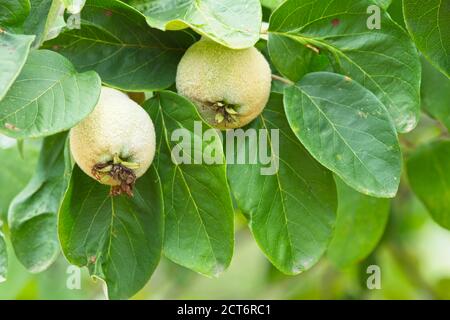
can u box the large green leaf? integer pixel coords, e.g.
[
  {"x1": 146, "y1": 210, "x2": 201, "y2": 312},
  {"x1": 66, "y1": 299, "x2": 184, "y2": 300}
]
[
  {"x1": 58, "y1": 165, "x2": 164, "y2": 299},
  {"x1": 0, "y1": 227, "x2": 6, "y2": 282},
  {"x1": 0, "y1": 139, "x2": 39, "y2": 220},
  {"x1": 268, "y1": 0, "x2": 421, "y2": 133},
  {"x1": 0, "y1": 32, "x2": 34, "y2": 101},
  {"x1": 284, "y1": 72, "x2": 402, "y2": 198},
  {"x1": 44, "y1": 0, "x2": 197, "y2": 91},
  {"x1": 404, "y1": 0, "x2": 450, "y2": 78},
  {"x1": 421, "y1": 58, "x2": 450, "y2": 130},
  {"x1": 327, "y1": 177, "x2": 390, "y2": 268},
  {"x1": 0, "y1": 0, "x2": 30, "y2": 27},
  {"x1": 129, "y1": 0, "x2": 261, "y2": 49},
  {"x1": 227, "y1": 93, "x2": 337, "y2": 274},
  {"x1": 8, "y1": 133, "x2": 68, "y2": 273},
  {"x1": 22, "y1": 0, "x2": 65, "y2": 48},
  {"x1": 144, "y1": 91, "x2": 234, "y2": 276},
  {"x1": 0, "y1": 49, "x2": 101, "y2": 139},
  {"x1": 407, "y1": 140, "x2": 450, "y2": 229}
]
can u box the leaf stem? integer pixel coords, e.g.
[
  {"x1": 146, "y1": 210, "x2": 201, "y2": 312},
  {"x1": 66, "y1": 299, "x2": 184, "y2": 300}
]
[{"x1": 271, "y1": 74, "x2": 294, "y2": 85}]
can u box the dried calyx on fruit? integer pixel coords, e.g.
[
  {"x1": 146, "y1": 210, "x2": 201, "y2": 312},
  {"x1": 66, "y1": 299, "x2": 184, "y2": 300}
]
[
  {"x1": 176, "y1": 38, "x2": 272, "y2": 130},
  {"x1": 69, "y1": 86, "x2": 156, "y2": 196}
]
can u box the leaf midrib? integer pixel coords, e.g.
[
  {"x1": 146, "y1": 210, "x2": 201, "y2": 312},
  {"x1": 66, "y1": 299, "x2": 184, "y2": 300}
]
[{"x1": 293, "y1": 85, "x2": 387, "y2": 193}]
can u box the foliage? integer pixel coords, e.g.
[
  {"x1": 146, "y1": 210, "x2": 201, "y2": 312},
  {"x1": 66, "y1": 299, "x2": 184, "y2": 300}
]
[{"x1": 0, "y1": 0, "x2": 449, "y2": 299}]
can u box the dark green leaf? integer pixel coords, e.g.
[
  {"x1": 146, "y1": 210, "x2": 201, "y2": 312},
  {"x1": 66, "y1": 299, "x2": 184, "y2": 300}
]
[
  {"x1": 129, "y1": 0, "x2": 262, "y2": 49},
  {"x1": 284, "y1": 72, "x2": 402, "y2": 198},
  {"x1": 58, "y1": 165, "x2": 164, "y2": 299},
  {"x1": 407, "y1": 140, "x2": 450, "y2": 229},
  {"x1": 268, "y1": 0, "x2": 421, "y2": 133},
  {"x1": 0, "y1": 0, "x2": 30, "y2": 27},
  {"x1": 327, "y1": 176, "x2": 390, "y2": 268},
  {"x1": 0, "y1": 138, "x2": 39, "y2": 220},
  {"x1": 0, "y1": 227, "x2": 6, "y2": 282},
  {"x1": 404, "y1": 0, "x2": 450, "y2": 78},
  {"x1": 8, "y1": 132, "x2": 68, "y2": 273},
  {"x1": 228, "y1": 93, "x2": 337, "y2": 274},
  {"x1": 0, "y1": 32, "x2": 34, "y2": 101},
  {"x1": 421, "y1": 57, "x2": 450, "y2": 130},
  {"x1": 143, "y1": 91, "x2": 234, "y2": 276},
  {"x1": 0, "y1": 49, "x2": 101, "y2": 139},
  {"x1": 44, "y1": 0, "x2": 197, "y2": 91}
]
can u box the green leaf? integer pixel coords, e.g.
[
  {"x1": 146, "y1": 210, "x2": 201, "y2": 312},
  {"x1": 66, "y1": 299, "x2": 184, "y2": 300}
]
[
  {"x1": 8, "y1": 132, "x2": 68, "y2": 273},
  {"x1": 44, "y1": 0, "x2": 197, "y2": 91},
  {"x1": 0, "y1": 49, "x2": 101, "y2": 139},
  {"x1": 284, "y1": 72, "x2": 402, "y2": 198},
  {"x1": 0, "y1": 32, "x2": 34, "y2": 101},
  {"x1": 407, "y1": 140, "x2": 450, "y2": 229},
  {"x1": 62, "y1": 0, "x2": 85, "y2": 13},
  {"x1": 143, "y1": 91, "x2": 234, "y2": 276},
  {"x1": 373, "y1": 0, "x2": 392, "y2": 9},
  {"x1": 387, "y1": 0, "x2": 406, "y2": 28},
  {"x1": 0, "y1": 139, "x2": 39, "y2": 220},
  {"x1": 421, "y1": 58, "x2": 450, "y2": 131},
  {"x1": 260, "y1": 0, "x2": 284, "y2": 10},
  {"x1": 404, "y1": 0, "x2": 450, "y2": 78},
  {"x1": 129, "y1": 0, "x2": 262, "y2": 49},
  {"x1": 0, "y1": 227, "x2": 6, "y2": 282},
  {"x1": 268, "y1": 0, "x2": 421, "y2": 133},
  {"x1": 0, "y1": 0, "x2": 30, "y2": 27},
  {"x1": 327, "y1": 176, "x2": 390, "y2": 268},
  {"x1": 227, "y1": 93, "x2": 337, "y2": 274},
  {"x1": 22, "y1": 0, "x2": 65, "y2": 48},
  {"x1": 58, "y1": 165, "x2": 164, "y2": 299}
]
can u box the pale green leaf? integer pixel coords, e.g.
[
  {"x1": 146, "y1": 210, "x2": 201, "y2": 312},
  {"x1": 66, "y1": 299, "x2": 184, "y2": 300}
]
[
  {"x1": 144, "y1": 91, "x2": 235, "y2": 276},
  {"x1": 62, "y1": 0, "x2": 85, "y2": 13},
  {"x1": 0, "y1": 32, "x2": 34, "y2": 101},
  {"x1": 0, "y1": 49, "x2": 101, "y2": 139},
  {"x1": 260, "y1": 0, "x2": 285, "y2": 10},
  {"x1": 129, "y1": 0, "x2": 262, "y2": 49}
]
